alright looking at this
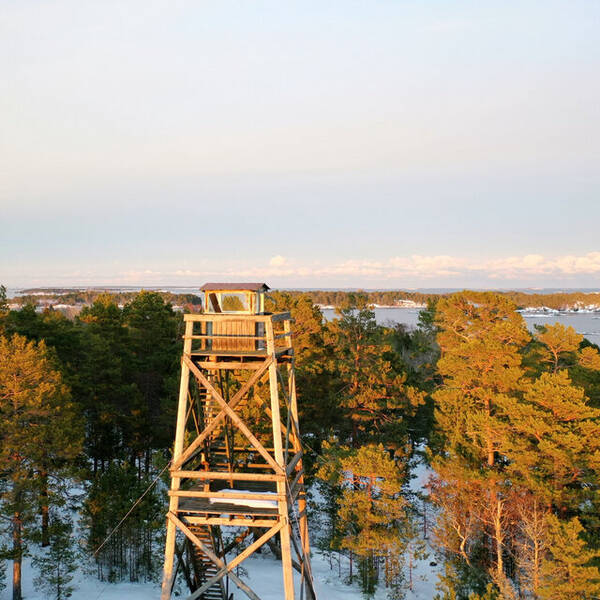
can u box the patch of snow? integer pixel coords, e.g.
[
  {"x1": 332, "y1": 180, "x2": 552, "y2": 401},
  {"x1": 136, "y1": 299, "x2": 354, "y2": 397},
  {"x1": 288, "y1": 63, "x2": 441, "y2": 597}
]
[{"x1": 209, "y1": 489, "x2": 278, "y2": 509}]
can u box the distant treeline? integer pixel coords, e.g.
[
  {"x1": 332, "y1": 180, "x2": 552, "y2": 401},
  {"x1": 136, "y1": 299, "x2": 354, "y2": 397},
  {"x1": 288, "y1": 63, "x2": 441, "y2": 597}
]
[
  {"x1": 277, "y1": 289, "x2": 600, "y2": 310},
  {"x1": 9, "y1": 287, "x2": 600, "y2": 311},
  {"x1": 12, "y1": 289, "x2": 203, "y2": 307}
]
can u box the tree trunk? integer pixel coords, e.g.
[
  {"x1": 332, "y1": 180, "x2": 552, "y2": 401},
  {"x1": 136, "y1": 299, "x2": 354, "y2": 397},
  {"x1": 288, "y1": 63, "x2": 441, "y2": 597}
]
[
  {"x1": 13, "y1": 512, "x2": 22, "y2": 600},
  {"x1": 41, "y1": 469, "x2": 49, "y2": 547},
  {"x1": 485, "y1": 397, "x2": 494, "y2": 467},
  {"x1": 493, "y1": 496, "x2": 504, "y2": 584}
]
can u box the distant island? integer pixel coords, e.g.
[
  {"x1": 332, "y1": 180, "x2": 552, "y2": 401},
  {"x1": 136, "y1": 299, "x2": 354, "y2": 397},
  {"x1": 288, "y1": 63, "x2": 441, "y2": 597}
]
[{"x1": 7, "y1": 287, "x2": 600, "y2": 315}]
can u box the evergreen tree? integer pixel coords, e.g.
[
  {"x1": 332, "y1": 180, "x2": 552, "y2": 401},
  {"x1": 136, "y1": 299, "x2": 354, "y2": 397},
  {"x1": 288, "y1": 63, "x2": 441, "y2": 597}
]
[
  {"x1": 535, "y1": 323, "x2": 582, "y2": 373},
  {"x1": 431, "y1": 292, "x2": 529, "y2": 591},
  {"x1": 0, "y1": 335, "x2": 80, "y2": 600},
  {"x1": 79, "y1": 296, "x2": 137, "y2": 469},
  {"x1": 503, "y1": 370, "x2": 600, "y2": 513},
  {"x1": 538, "y1": 515, "x2": 600, "y2": 600},
  {"x1": 0, "y1": 284, "x2": 8, "y2": 321},
  {"x1": 326, "y1": 293, "x2": 424, "y2": 448},
  {"x1": 326, "y1": 444, "x2": 409, "y2": 596},
  {"x1": 266, "y1": 291, "x2": 338, "y2": 447},
  {"x1": 33, "y1": 516, "x2": 78, "y2": 600},
  {"x1": 123, "y1": 291, "x2": 180, "y2": 471}
]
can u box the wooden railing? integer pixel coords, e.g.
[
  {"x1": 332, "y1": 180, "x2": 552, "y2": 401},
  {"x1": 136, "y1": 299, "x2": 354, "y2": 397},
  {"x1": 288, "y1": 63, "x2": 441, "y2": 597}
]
[{"x1": 182, "y1": 313, "x2": 293, "y2": 354}]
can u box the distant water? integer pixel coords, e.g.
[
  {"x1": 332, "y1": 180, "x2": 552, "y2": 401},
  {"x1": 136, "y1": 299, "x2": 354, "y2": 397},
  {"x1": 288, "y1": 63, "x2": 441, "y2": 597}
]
[{"x1": 322, "y1": 307, "x2": 600, "y2": 346}]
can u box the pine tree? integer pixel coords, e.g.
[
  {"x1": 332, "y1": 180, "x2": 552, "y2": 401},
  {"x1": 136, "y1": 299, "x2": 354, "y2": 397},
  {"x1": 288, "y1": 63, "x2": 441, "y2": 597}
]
[
  {"x1": 503, "y1": 370, "x2": 600, "y2": 513},
  {"x1": 266, "y1": 292, "x2": 338, "y2": 444},
  {"x1": 123, "y1": 291, "x2": 180, "y2": 471},
  {"x1": 0, "y1": 334, "x2": 81, "y2": 600},
  {"x1": 431, "y1": 292, "x2": 530, "y2": 591},
  {"x1": 33, "y1": 516, "x2": 78, "y2": 600},
  {"x1": 535, "y1": 323, "x2": 582, "y2": 373},
  {"x1": 512, "y1": 492, "x2": 547, "y2": 598},
  {"x1": 79, "y1": 296, "x2": 137, "y2": 470},
  {"x1": 0, "y1": 284, "x2": 8, "y2": 322},
  {"x1": 335, "y1": 444, "x2": 409, "y2": 595},
  {"x1": 433, "y1": 292, "x2": 529, "y2": 470},
  {"x1": 326, "y1": 293, "x2": 424, "y2": 448},
  {"x1": 538, "y1": 515, "x2": 600, "y2": 600}
]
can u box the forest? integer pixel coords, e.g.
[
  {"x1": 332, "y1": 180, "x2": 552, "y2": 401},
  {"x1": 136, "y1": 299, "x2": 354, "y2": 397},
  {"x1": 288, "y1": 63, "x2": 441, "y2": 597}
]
[{"x1": 0, "y1": 284, "x2": 600, "y2": 600}]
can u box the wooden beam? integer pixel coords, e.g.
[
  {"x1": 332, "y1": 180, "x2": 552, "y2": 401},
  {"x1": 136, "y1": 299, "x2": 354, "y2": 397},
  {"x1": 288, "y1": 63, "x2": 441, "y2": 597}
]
[
  {"x1": 193, "y1": 360, "x2": 265, "y2": 370},
  {"x1": 270, "y1": 312, "x2": 291, "y2": 322},
  {"x1": 286, "y1": 451, "x2": 303, "y2": 475},
  {"x1": 160, "y1": 319, "x2": 194, "y2": 600},
  {"x1": 185, "y1": 333, "x2": 266, "y2": 340},
  {"x1": 184, "y1": 313, "x2": 274, "y2": 323},
  {"x1": 183, "y1": 515, "x2": 278, "y2": 527},
  {"x1": 172, "y1": 470, "x2": 284, "y2": 482},
  {"x1": 265, "y1": 319, "x2": 295, "y2": 600},
  {"x1": 169, "y1": 490, "x2": 283, "y2": 501}
]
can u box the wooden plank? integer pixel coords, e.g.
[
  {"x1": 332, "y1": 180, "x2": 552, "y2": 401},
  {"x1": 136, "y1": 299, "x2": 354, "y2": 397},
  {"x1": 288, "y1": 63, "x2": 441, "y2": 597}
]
[
  {"x1": 286, "y1": 450, "x2": 303, "y2": 475},
  {"x1": 169, "y1": 490, "x2": 284, "y2": 501},
  {"x1": 182, "y1": 516, "x2": 279, "y2": 527},
  {"x1": 193, "y1": 360, "x2": 265, "y2": 370},
  {"x1": 172, "y1": 470, "x2": 284, "y2": 482},
  {"x1": 289, "y1": 468, "x2": 304, "y2": 495},
  {"x1": 184, "y1": 334, "x2": 266, "y2": 340},
  {"x1": 184, "y1": 313, "x2": 273, "y2": 323},
  {"x1": 271, "y1": 312, "x2": 291, "y2": 322}
]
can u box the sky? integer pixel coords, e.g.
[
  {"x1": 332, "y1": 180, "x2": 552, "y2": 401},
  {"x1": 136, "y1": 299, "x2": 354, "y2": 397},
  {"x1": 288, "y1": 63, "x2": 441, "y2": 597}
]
[{"x1": 1, "y1": 0, "x2": 599, "y2": 289}]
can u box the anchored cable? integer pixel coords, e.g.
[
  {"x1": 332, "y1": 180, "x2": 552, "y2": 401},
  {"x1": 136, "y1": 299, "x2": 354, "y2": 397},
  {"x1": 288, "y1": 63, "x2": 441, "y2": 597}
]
[{"x1": 92, "y1": 459, "x2": 172, "y2": 558}]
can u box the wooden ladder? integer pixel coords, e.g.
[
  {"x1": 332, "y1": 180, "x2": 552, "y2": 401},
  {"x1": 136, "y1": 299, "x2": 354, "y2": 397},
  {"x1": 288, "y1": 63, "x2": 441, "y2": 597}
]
[{"x1": 186, "y1": 523, "x2": 228, "y2": 600}]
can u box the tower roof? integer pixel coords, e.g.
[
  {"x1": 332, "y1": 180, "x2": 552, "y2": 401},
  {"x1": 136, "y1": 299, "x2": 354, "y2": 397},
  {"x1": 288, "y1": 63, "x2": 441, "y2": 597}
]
[{"x1": 199, "y1": 282, "x2": 269, "y2": 292}]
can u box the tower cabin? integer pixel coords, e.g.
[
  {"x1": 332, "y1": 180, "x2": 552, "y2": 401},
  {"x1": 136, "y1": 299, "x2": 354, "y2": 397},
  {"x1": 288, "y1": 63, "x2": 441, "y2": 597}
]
[
  {"x1": 200, "y1": 283, "x2": 269, "y2": 351},
  {"x1": 200, "y1": 282, "x2": 268, "y2": 315}
]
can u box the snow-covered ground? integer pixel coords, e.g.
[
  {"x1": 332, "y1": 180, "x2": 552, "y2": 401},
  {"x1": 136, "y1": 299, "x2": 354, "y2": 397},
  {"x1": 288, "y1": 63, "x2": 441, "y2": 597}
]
[
  {"x1": 17, "y1": 547, "x2": 438, "y2": 600},
  {"x1": 11, "y1": 456, "x2": 439, "y2": 600}
]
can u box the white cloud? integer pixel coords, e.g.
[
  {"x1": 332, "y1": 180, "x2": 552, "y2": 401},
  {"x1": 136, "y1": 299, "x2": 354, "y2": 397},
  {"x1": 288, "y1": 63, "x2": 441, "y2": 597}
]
[
  {"x1": 269, "y1": 255, "x2": 288, "y2": 267},
  {"x1": 7, "y1": 252, "x2": 600, "y2": 288},
  {"x1": 112, "y1": 252, "x2": 600, "y2": 285}
]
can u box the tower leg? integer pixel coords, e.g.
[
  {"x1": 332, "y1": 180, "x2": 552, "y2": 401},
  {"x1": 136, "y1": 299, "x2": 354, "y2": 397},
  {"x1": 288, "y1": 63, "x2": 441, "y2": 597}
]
[
  {"x1": 286, "y1": 357, "x2": 316, "y2": 600},
  {"x1": 161, "y1": 320, "x2": 194, "y2": 600},
  {"x1": 280, "y1": 516, "x2": 296, "y2": 599},
  {"x1": 160, "y1": 519, "x2": 177, "y2": 599},
  {"x1": 267, "y1": 320, "x2": 296, "y2": 600}
]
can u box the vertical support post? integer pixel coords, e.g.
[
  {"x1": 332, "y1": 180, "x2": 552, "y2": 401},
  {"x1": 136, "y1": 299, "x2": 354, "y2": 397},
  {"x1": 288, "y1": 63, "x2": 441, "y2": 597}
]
[
  {"x1": 161, "y1": 318, "x2": 194, "y2": 600},
  {"x1": 286, "y1": 358, "x2": 314, "y2": 598},
  {"x1": 266, "y1": 318, "x2": 295, "y2": 600}
]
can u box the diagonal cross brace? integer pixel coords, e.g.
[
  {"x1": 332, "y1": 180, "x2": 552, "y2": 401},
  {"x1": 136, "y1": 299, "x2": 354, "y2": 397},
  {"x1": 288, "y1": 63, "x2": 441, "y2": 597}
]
[
  {"x1": 184, "y1": 357, "x2": 283, "y2": 474},
  {"x1": 172, "y1": 356, "x2": 272, "y2": 471},
  {"x1": 168, "y1": 512, "x2": 266, "y2": 600},
  {"x1": 188, "y1": 522, "x2": 285, "y2": 600}
]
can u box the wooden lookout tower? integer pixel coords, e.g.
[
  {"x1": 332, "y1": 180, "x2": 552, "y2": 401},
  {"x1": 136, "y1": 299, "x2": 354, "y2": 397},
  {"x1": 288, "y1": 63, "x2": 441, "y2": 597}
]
[{"x1": 161, "y1": 283, "x2": 316, "y2": 600}]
